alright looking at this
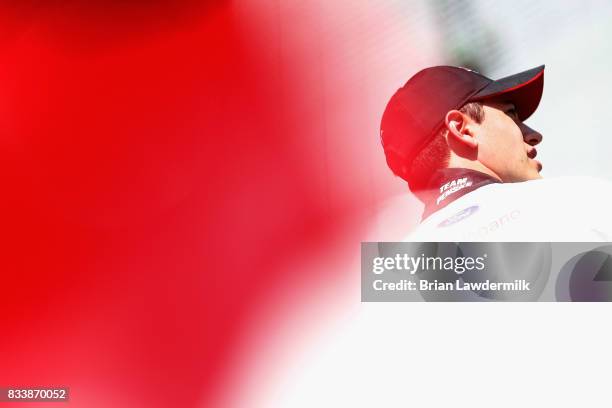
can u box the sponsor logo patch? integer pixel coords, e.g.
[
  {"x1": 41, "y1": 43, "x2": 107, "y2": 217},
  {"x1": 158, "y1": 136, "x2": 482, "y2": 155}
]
[{"x1": 438, "y1": 205, "x2": 479, "y2": 227}]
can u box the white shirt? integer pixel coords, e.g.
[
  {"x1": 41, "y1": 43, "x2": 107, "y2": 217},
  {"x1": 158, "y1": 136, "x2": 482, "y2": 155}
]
[{"x1": 407, "y1": 175, "x2": 612, "y2": 242}]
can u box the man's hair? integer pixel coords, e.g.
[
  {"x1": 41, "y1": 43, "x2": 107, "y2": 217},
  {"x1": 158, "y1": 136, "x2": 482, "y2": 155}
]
[{"x1": 407, "y1": 102, "x2": 485, "y2": 191}]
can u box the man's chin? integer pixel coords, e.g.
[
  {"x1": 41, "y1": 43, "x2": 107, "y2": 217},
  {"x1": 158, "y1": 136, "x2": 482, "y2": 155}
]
[
  {"x1": 528, "y1": 161, "x2": 543, "y2": 179},
  {"x1": 511, "y1": 171, "x2": 542, "y2": 182},
  {"x1": 529, "y1": 171, "x2": 543, "y2": 180}
]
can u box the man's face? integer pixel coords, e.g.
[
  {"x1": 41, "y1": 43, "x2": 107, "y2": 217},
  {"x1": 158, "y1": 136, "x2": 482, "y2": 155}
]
[{"x1": 472, "y1": 101, "x2": 543, "y2": 182}]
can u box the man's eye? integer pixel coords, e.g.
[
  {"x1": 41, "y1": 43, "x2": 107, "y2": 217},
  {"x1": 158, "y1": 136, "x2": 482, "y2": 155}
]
[{"x1": 506, "y1": 108, "x2": 518, "y2": 118}]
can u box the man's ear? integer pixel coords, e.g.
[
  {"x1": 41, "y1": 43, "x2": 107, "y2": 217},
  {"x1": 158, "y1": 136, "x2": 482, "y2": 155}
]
[{"x1": 444, "y1": 110, "x2": 478, "y2": 149}]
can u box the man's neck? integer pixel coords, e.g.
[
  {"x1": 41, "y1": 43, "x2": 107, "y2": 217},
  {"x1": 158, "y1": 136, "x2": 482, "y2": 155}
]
[{"x1": 446, "y1": 156, "x2": 502, "y2": 182}]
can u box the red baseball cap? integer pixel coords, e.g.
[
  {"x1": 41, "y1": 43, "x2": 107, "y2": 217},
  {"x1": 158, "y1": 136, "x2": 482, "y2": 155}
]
[{"x1": 380, "y1": 65, "x2": 545, "y2": 181}]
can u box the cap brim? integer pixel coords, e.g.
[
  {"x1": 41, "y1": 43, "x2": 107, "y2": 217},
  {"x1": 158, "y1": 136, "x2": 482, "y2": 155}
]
[{"x1": 469, "y1": 65, "x2": 544, "y2": 121}]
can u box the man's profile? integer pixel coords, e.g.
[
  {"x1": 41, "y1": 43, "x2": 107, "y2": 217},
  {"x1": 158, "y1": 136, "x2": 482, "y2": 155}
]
[{"x1": 380, "y1": 65, "x2": 612, "y2": 241}]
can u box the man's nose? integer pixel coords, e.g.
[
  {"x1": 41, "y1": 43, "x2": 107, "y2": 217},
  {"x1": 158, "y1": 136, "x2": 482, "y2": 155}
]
[{"x1": 520, "y1": 123, "x2": 542, "y2": 146}]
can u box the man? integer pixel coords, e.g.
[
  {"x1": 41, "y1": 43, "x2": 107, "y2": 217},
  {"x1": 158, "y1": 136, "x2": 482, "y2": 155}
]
[{"x1": 380, "y1": 65, "x2": 612, "y2": 241}]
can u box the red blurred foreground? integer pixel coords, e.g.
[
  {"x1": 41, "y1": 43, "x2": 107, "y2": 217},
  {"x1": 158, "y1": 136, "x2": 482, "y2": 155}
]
[{"x1": 0, "y1": 2, "x2": 419, "y2": 406}]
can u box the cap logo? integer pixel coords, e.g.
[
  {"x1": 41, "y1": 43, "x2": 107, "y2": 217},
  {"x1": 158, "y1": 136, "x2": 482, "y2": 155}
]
[{"x1": 458, "y1": 66, "x2": 479, "y2": 74}]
